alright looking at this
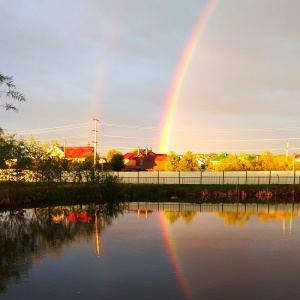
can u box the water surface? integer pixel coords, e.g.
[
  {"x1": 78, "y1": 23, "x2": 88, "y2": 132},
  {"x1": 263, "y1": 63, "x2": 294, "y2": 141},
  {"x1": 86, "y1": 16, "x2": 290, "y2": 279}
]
[{"x1": 1, "y1": 202, "x2": 300, "y2": 300}]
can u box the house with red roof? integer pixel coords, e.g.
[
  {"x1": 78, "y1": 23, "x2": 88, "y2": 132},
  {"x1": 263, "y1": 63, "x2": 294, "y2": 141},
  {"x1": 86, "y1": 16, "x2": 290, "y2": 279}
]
[
  {"x1": 123, "y1": 147, "x2": 167, "y2": 171},
  {"x1": 46, "y1": 145, "x2": 94, "y2": 161}
]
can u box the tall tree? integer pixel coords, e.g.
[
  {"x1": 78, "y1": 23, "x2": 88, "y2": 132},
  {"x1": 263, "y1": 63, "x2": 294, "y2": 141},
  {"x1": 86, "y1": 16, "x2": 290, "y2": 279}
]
[
  {"x1": 165, "y1": 151, "x2": 180, "y2": 171},
  {"x1": 178, "y1": 150, "x2": 200, "y2": 171},
  {"x1": 110, "y1": 153, "x2": 124, "y2": 171},
  {"x1": 0, "y1": 73, "x2": 26, "y2": 111},
  {"x1": 106, "y1": 149, "x2": 122, "y2": 163}
]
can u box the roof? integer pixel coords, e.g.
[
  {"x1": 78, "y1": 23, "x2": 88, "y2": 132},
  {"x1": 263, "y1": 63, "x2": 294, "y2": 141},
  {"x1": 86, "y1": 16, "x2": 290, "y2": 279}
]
[
  {"x1": 59, "y1": 146, "x2": 94, "y2": 159},
  {"x1": 211, "y1": 153, "x2": 228, "y2": 162},
  {"x1": 124, "y1": 152, "x2": 134, "y2": 159},
  {"x1": 123, "y1": 148, "x2": 156, "y2": 159},
  {"x1": 155, "y1": 154, "x2": 167, "y2": 161}
]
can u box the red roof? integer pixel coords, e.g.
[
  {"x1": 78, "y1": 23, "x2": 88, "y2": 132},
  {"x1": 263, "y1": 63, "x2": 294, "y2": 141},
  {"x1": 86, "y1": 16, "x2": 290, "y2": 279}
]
[
  {"x1": 155, "y1": 154, "x2": 167, "y2": 161},
  {"x1": 59, "y1": 146, "x2": 94, "y2": 159},
  {"x1": 123, "y1": 148, "x2": 156, "y2": 159},
  {"x1": 123, "y1": 152, "x2": 134, "y2": 159}
]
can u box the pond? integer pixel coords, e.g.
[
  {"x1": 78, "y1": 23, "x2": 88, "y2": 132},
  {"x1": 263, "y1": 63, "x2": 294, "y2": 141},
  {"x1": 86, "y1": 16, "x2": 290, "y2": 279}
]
[{"x1": 1, "y1": 202, "x2": 300, "y2": 300}]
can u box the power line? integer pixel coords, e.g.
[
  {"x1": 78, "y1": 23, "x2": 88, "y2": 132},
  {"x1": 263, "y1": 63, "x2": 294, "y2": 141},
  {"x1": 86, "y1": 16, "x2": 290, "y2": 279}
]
[
  {"x1": 101, "y1": 134, "x2": 154, "y2": 140},
  {"x1": 39, "y1": 134, "x2": 92, "y2": 141},
  {"x1": 15, "y1": 122, "x2": 91, "y2": 134},
  {"x1": 100, "y1": 122, "x2": 157, "y2": 130},
  {"x1": 100, "y1": 122, "x2": 300, "y2": 133},
  {"x1": 11, "y1": 121, "x2": 300, "y2": 136}
]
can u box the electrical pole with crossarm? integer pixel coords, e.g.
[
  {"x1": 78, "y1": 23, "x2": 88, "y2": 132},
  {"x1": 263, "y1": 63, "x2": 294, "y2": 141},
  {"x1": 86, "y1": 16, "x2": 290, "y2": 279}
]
[{"x1": 93, "y1": 119, "x2": 99, "y2": 166}]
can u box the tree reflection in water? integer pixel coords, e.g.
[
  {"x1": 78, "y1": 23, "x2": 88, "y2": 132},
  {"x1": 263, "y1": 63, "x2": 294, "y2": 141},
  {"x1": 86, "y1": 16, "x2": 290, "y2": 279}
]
[{"x1": 0, "y1": 202, "x2": 126, "y2": 293}]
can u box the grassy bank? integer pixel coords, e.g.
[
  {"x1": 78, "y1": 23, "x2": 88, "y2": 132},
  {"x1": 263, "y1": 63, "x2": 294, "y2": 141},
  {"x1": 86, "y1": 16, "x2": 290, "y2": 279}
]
[{"x1": 1, "y1": 181, "x2": 300, "y2": 209}]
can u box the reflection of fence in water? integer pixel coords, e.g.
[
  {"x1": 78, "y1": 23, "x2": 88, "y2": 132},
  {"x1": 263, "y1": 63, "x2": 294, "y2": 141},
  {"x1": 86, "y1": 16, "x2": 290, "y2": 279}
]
[
  {"x1": 127, "y1": 202, "x2": 300, "y2": 232},
  {"x1": 127, "y1": 202, "x2": 300, "y2": 214}
]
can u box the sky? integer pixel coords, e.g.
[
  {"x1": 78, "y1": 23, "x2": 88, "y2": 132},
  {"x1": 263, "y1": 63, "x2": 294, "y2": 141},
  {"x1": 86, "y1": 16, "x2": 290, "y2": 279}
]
[{"x1": 1, "y1": 0, "x2": 300, "y2": 156}]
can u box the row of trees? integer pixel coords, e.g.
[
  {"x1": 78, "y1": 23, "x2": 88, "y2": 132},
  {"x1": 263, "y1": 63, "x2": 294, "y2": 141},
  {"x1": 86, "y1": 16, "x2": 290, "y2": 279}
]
[
  {"x1": 1, "y1": 132, "x2": 299, "y2": 180},
  {"x1": 206, "y1": 151, "x2": 300, "y2": 171},
  {"x1": 0, "y1": 132, "x2": 97, "y2": 184},
  {"x1": 164, "y1": 150, "x2": 300, "y2": 172},
  {"x1": 165, "y1": 151, "x2": 202, "y2": 171},
  {"x1": 0, "y1": 132, "x2": 128, "y2": 189}
]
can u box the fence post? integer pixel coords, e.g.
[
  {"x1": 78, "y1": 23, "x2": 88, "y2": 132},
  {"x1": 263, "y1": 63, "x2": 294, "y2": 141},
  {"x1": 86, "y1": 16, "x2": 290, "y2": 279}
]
[
  {"x1": 269, "y1": 171, "x2": 271, "y2": 185},
  {"x1": 138, "y1": 171, "x2": 139, "y2": 185},
  {"x1": 179, "y1": 171, "x2": 181, "y2": 185},
  {"x1": 294, "y1": 170, "x2": 295, "y2": 185}
]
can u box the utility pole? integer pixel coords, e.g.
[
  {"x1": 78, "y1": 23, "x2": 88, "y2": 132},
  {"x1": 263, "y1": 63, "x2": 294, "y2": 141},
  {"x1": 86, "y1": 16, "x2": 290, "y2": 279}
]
[
  {"x1": 93, "y1": 119, "x2": 99, "y2": 166},
  {"x1": 286, "y1": 140, "x2": 289, "y2": 158}
]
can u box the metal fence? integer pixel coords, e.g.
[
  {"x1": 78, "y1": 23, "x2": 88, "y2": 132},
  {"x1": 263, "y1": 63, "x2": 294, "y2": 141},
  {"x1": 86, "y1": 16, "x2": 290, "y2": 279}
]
[
  {"x1": 116, "y1": 170, "x2": 300, "y2": 185},
  {"x1": 1, "y1": 169, "x2": 299, "y2": 185}
]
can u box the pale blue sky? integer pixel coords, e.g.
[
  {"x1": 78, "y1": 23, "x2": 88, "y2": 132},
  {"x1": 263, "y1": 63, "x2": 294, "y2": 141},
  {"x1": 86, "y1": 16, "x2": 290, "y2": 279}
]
[{"x1": 1, "y1": 0, "x2": 300, "y2": 155}]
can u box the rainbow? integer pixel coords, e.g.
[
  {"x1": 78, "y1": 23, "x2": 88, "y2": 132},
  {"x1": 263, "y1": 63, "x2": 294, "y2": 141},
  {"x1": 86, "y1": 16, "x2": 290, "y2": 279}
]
[
  {"x1": 159, "y1": 0, "x2": 219, "y2": 154},
  {"x1": 159, "y1": 212, "x2": 193, "y2": 300}
]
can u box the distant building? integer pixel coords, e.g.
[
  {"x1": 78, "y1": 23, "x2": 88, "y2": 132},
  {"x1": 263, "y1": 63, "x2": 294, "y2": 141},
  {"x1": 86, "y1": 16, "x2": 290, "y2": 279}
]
[
  {"x1": 210, "y1": 153, "x2": 228, "y2": 165},
  {"x1": 123, "y1": 147, "x2": 167, "y2": 171},
  {"x1": 46, "y1": 146, "x2": 94, "y2": 161}
]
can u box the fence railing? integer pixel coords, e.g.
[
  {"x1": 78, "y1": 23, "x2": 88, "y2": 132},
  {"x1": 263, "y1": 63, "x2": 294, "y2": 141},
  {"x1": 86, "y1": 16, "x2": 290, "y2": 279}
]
[
  {"x1": 116, "y1": 171, "x2": 300, "y2": 185},
  {"x1": 1, "y1": 170, "x2": 299, "y2": 185}
]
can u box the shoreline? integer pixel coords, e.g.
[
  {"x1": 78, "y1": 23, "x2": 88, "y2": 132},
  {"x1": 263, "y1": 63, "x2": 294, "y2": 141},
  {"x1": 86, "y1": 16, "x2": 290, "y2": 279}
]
[{"x1": 1, "y1": 182, "x2": 300, "y2": 209}]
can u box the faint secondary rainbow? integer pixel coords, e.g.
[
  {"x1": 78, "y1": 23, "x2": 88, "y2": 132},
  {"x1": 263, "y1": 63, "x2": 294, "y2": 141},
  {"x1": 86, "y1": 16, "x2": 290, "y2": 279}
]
[
  {"x1": 159, "y1": 212, "x2": 193, "y2": 300},
  {"x1": 90, "y1": 3, "x2": 128, "y2": 126},
  {"x1": 159, "y1": 0, "x2": 219, "y2": 153}
]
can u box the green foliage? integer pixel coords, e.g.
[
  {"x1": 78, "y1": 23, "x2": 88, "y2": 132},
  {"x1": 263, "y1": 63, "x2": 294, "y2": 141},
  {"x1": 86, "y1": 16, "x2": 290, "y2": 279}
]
[
  {"x1": 106, "y1": 148, "x2": 122, "y2": 163},
  {"x1": 110, "y1": 153, "x2": 124, "y2": 171},
  {"x1": 0, "y1": 73, "x2": 26, "y2": 112},
  {"x1": 27, "y1": 135, "x2": 46, "y2": 159},
  {"x1": 213, "y1": 154, "x2": 246, "y2": 171},
  {"x1": 165, "y1": 151, "x2": 181, "y2": 171},
  {"x1": 99, "y1": 173, "x2": 122, "y2": 199},
  {"x1": 178, "y1": 150, "x2": 201, "y2": 171},
  {"x1": 208, "y1": 150, "x2": 296, "y2": 171}
]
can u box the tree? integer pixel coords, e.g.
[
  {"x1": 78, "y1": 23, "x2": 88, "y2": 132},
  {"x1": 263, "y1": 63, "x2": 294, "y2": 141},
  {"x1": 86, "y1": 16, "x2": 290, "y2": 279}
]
[
  {"x1": 213, "y1": 154, "x2": 243, "y2": 171},
  {"x1": 27, "y1": 135, "x2": 46, "y2": 159},
  {"x1": 178, "y1": 150, "x2": 200, "y2": 171},
  {"x1": 110, "y1": 153, "x2": 124, "y2": 171},
  {"x1": 106, "y1": 149, "x2": 122, "y2": 163},
  {"x1": 0, "y1": 73, "x2": 26, "y2": 111},
  {"x1": 165, "y1": 151, "x2": 180, "y2": 171}
]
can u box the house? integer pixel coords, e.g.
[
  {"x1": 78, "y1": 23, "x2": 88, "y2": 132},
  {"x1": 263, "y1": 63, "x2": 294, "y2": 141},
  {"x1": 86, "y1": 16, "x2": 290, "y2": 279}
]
[
  {"x1": 294, "y1": 154, "x2": 300, "y2": 161},
  {"x1": 123, "y1": 147, "x2": 167, "y2": 171},
  {"x1": 210, "y1": 153, "x2": 228, "y2": 165},
  {"x1": 46, "y1": 145, "x2": 94, "y2": 161}
]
